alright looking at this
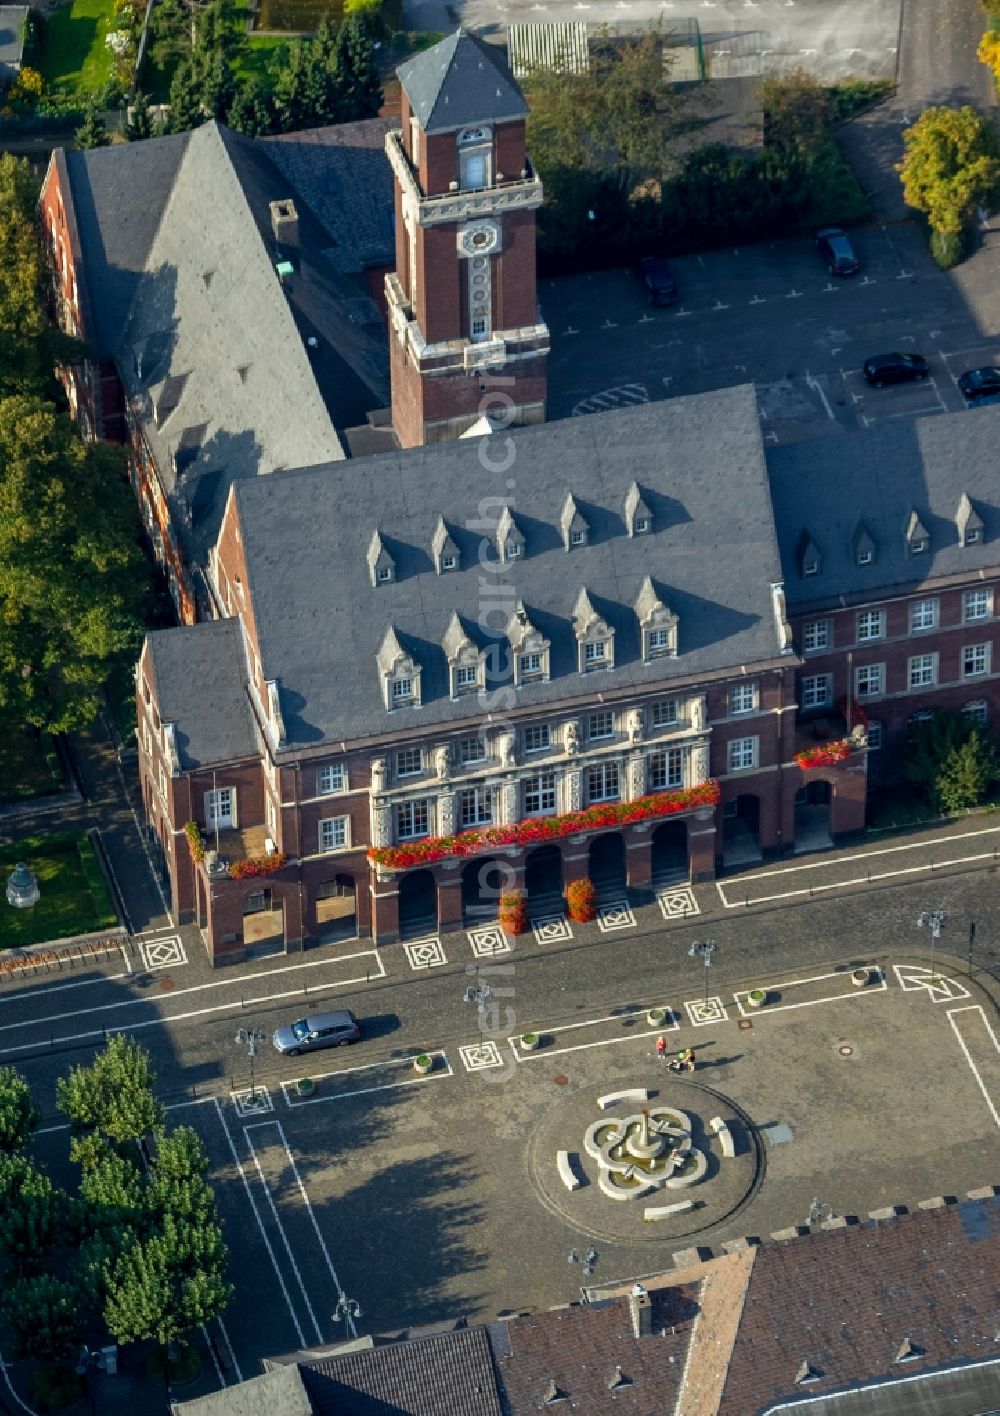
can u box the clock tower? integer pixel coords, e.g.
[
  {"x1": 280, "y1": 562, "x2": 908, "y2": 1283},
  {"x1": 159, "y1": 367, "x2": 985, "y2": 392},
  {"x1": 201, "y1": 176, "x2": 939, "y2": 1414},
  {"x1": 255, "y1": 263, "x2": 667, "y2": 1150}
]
[{"x1": 385, "y1": 30, "x2": 549, "y2": 447}]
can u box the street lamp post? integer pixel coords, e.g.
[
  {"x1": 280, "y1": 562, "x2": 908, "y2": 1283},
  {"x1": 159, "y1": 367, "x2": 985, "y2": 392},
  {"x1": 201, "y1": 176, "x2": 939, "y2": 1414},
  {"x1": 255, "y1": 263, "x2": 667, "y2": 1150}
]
[
  {"x1": 688, "y1": 940, "x2": 718, "y2": 1004},
  {"x1": 463, "y1": 980, "x2": 495, "y2": 1014},
  {"x1": 333, "y1": 1295, "x2": 361, "y2": 1336},
  {"x1": 234, "y1": 1027, "x2": 268, "y2": 1102},
  {"x1": 916, "y1": 910, "x2": 946, "y2": 982}
]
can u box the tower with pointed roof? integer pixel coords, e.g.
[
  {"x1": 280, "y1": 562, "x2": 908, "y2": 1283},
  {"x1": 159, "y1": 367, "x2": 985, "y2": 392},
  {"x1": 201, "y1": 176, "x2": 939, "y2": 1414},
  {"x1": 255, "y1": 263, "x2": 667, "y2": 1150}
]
[{"x1": 384, "y1": 29, "x2": 549, "y2": 447}]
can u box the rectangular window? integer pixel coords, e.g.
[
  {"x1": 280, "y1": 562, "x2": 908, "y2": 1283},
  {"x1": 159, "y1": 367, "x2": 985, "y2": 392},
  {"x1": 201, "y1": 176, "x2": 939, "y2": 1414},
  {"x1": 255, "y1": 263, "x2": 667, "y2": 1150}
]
[
  {"x1": 866, "y1": 721, "x2": 883, "y2": 751},
  {"x1": 584, "y1": 641, "x2": 607, "y2": 665},
  {"x1": 963, "y1": 588, "x2": 992, "y2": 622},
  {"x1": 523, "y1": 724, "x2": 551, "y2": 753},
  {"x1": 391, "y1": 677, "x2": 413, "y2": 703},
  {"x1": 651, "y1": 699, "x2": 678, "y2": 728},
  {"x1": 587, "y1": 761, "x2": 620, "y2": 803},
  {"x1": 649, "y1": 748, "x2": 683, "y2": 790},
  {"x1": 570, "y1": 529, "x2": 586, "y2": 546},
  {"x1": 803, "y1": 619, "x2": 830, "y2": 653},
  {"x1": 962, "y1": 643, "x2": 990, "y2": 677},
  {"x1": 964, "y1": 700, "x2": 988, "y2": 726},
  {"x1": 377, "y1": 566, "x2": 392, "y2": 584},
  {"x1": 520, "y1": 651, "x2": 541, "y2": 679},
  {"x1": 396, "y1": 748, "x2": 423, "y2": 778},
  {"x1": 648, "y1": 628, "x2": 671, "y2": 654},
  {"x1": 460, "y1": 150, "x2": 487, "y2": 190},
  {"x1": 855, "y1": 663, "x2": 884, "y2": 699},
  {"x1": 317, "y1": 763, "x2": 346, "y2": 796},
  {"x1": 459, "y1": 735, "x2": 486, "y2": 765},
  {"x1": 909, "y1": 598, "x2": 938, "y2": 633},
  {"x1": 727, "y1": 737, "x2": 758, "y2": 773},
  {"x1": 524, "y1": 772, "x2": 556, "y2": 815},
  {"x1": 908, "y1": 653, "x2": 937, "y2": 688},
  {"x1": 318, "y1": 816, "x2": 349, "y2": 852},
  {"x1": 588, "y1": 710, "x2": 615, "y2": 741},
  {"x1": 729, "y1": 681, "x2": 758, "y2": 715},
  {"x1": 455, "y1": 664, "x2": 478, "y2": 690},
  {"x1": 856, "y1": 610, "x2": 885, "y2": 642},
  {"x1": 801, "y1": 674, "x2": 831, "y2": 709},
  {"x1": 459, "y1": 786, "x2": 493, "y2": 828},
  {"x1": 205, "y1": 787, "x2": 234, "y2": 829},
  {"x1": 396, "y1": 799, "x2": 429, "y2": 840}
]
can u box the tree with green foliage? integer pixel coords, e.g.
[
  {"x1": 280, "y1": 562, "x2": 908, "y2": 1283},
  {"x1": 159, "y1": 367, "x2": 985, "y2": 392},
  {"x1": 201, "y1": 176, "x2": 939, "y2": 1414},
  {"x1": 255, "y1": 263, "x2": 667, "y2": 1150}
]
[
  {"x1": 75, "y1": 106, "x2": 111, "y2": 150},
  {"x1": 0, "y1": 1064, "x2": 40, "y2": 1154},
  {"x1": 0, "y1": 1155, "x2": 72, "y2": 1270},
  {"x1": 904, "y1": 709, "x2": 998, "y2": 812},
  {"x1": 57, "y1": 1036, "x2": 165, "y2": 1142},
  {"x1": 0, "y1": 396, "x2": 145, "y2": 733},
  {"x1": 227, "y1": 78, "x2": 275, "y2": 136},
  {"x1": 103, "y1": 1211, "x2": 232, "y2": 1349},
  {"x1": 127, "y1": 90, "x2": 155, "y2": 140},
  {"x1": 337, "y1": 13, "x2": 382, "y2": 120},
  {"x1": 201, "y1": 48, "x2": 238, "y2": 120},
  {"x1": 1, "y1": 1274, "x2": 87, "y2": 1363},
  {"x1": 167, "y1": 57, "x2": 206, "y2": 133},
  {"x1": 897, "y1": 105, "x2": 1000, "y2": 266},
  {"x1": 937, "y1": 729, "x2": 999, "y2": 812},
  {"x1": 272, "y1": 37, "x2": 318, "y2": 132}
]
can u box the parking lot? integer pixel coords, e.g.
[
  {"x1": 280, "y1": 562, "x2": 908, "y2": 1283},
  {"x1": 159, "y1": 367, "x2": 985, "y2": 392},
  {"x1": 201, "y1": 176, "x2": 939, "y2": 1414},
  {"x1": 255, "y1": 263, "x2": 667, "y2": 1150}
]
[{"x1": 542, "y1": 221, "x2": 1000, "y2": 444}]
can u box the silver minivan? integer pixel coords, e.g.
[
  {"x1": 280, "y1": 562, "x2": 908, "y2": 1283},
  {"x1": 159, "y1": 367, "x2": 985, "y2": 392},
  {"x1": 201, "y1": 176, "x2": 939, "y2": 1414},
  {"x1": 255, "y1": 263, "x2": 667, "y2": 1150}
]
[{"x1": 271, "y1": 1009, "x2": 361, "y2": 1056}]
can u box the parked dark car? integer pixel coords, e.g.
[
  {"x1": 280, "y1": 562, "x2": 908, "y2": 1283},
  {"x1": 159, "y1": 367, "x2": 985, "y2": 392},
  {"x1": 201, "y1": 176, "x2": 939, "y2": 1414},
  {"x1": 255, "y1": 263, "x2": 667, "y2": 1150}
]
[
  {"x1": 967, "y1": 391, "x2": 1000, "y2": 407},
  {"x1": 958, "y1": 367, "x2": 1000, "y2": 401},
  {"x1": 639, "y1": 257, "x2": 678, "y2": 307},
  {"x1": 272, "y1": 1009, "x2": 361, "y2": 1056},
  {"x1": 816, "y1": 227, "x2": 860, "y2": 276},
  {"x1": 862, "y1": 352, "x2": 929, "y2": 388}
]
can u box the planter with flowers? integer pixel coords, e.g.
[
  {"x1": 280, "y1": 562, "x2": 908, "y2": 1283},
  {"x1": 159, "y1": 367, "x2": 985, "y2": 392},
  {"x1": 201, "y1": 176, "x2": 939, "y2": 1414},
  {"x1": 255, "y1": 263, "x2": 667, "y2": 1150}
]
[
  {"x1": 499, "y1": 892, "x2": 528, "y2": 936},
  {"x1": 565, "y1": 878, "x2": 598, "y2": 924},
  {"x1": 795, "y1": 738, "x2": 853, "y2": 770},
  {"x1": 368, "y1": 780, "x2": 721, "y2": 873},
  {"x1": 229, "y1": 853, "x2": 289, "y2": 880},
  {"x1": 183, "y1": 821, "x2": 205, "y2": 864}
]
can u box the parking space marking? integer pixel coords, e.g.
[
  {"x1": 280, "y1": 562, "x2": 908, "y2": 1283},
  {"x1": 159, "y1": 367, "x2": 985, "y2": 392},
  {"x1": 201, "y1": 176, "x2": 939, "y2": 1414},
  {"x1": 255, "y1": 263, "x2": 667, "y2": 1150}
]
[
  {"x1": 732, "y1": 968, "x2": 888, "y2": 1018},
  {"x1": 684, "y1": 996, "x2": 728, "y2": 1026},
  {"x1": 947, "y1": 1006, "x2": 1000, "y2": 1130},
  {"x1": 893, "y1": 965, "x2": 969, "y2": 1002},
  {"x1": 506, "y1": 1007, "x2": 677, "y2": 1063},
  {"x1": 279, "y1": 1049, "x2": 452, "y2": 1105}
]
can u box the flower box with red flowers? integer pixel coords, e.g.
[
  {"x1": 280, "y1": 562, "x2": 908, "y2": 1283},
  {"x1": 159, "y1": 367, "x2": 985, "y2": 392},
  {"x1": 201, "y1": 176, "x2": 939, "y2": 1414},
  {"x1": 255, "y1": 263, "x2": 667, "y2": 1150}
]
[
  {"x1": 228, "y1": 853, "x2": 289, "y2": 879},
  {"x1": 368, "y1": 780, "x2": 721, "y2": 872},
  {"x1": 794, "y1": 739, "x2": 853, "y2": 770}
]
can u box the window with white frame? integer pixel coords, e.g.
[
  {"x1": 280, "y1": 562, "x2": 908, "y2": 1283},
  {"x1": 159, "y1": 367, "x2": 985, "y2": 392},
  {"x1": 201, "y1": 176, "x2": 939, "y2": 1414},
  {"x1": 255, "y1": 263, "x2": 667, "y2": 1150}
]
[
  {"x1": 909, "y1": 598, "x2": 938, "y2": 633},
  {"x1": 729, "y1": 681, "x2": 758, "y2": 715},
  {"x1": 441, "y1": 554, "x2": 458, "y2": 571},
  {"x1": 866, "y1": 720, "x2": 883, "y2": 751},
  {"x1": 391, "y1": 676, "x2": 414, "y2": 706},
  {"x1": 319, "y1": 816, "x2": 349, "y2": 852},
  {"x1": 396, "y1": 747, "x2": 423, "y2": 778},
  {"x1": 649, "y1": 747, "x2": 682, "y2": 790},
  {"x1": 588, "y1": 710, "x2": 615, "y2": 740},
  {"x1": 855, "y1": 663, "x2": 884, "y2": 699},
  {"x1": 856, "y1": 610, "x2": 885, "y2": 642},
  {"x1": 583, "y1": 640, "x2": 608, "y2": 668},
  {"x1": 459, "y1": 735, "x2": 486, "y2": 765},
  {"x1": 963, "y1": 588, "x2": 992, "y2": 622},
  {"x1": 396, "y1": 799, "x2": 429, "y2": 839},
  {"x1": 648, "y1": 628, "x2": 672, "y2": 655},
  {"x1": 459, "y1": 786, "x2": 493, "y2": 828},
  {"x1": 727, "y1": 737, "x2": 758, "y2": 772},
  {"x1": 801, "y1": 674, "x2": 832, "y2": 710},
  {"x1": 803, "y1": 556, "x2": 820, "y2": 577},
  {"x1": 587, "y1": 761, "x2": 620, "y2": 803},
  {"x1": 963, "y1": 643, "x2": 990, "y2": 677},
  {"x1": 523, "y1": 724, "x2": 551, "y2": 753},
  {"x1": 570, "y1": 529, "x2": 586, "y2": 546},
  {"x1": 908, "y1": 653, "x2": 937, "y2": 689},
  {"x1": 964, "y1": 700, "x2": 988, "y2": 726},
  {"x1": 455, "y1": 664, "x2": 479, "y2": 693},
  {"x1": 377, "y1": 565, "x2": 392, "y2": 584},
  {"x1": 651, "y1": 699, "x2": 679, "y2": 728},
  {"x1": 317, "y1": 763, "x2": 346, "y2": 796},
  {"x1": 524, "y1": 772, "x2": 556, "y2": 815},
  {"x1": 519, "y1": 651, "x2": 541, "y2": 679}
]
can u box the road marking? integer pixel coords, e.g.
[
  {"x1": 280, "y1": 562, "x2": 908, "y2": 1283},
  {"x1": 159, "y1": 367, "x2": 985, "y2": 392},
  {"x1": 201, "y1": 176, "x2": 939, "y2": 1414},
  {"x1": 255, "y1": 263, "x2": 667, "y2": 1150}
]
[
  {"x1": 279, "y1": 1049, "x2": 452, "y2": 1105},
  {"x1": 214, "y1": 1316, "x2": 243, "y2": 1385},
  {"x1": 749, "y1": 295, "x2": 765, "y2": 305},
  {"x1": 684, "y1": 996, "x2": 728, "y2": 1026},
  {"x1": 506, "y1": 1008, "x2": 677, "y2": 1063},
  {"x1": 244, "y1": 1118, "x2": 356, "y2": 1335},
  {"x1": 805, "y1": 371, "x2": 835, "y2": 420},
  {"x1": 213, "y1": 1097, "x2": 308, "y2": 1350},
  {"x1": 712, "y1": 300, "x2": 730, "y2": 311},
  {"x1": 786, "y1": 289, "x2": 803, "y2": 299},
  {"x1": 893, "y1": 964, "x2": 969, "y2": 1002},
  {"x1": 732, "y1": 968, "x2": 887, "y2": 1017},
  {"x1": 947, "y1": 1006, "x2": 1000, "y2": 1130}
]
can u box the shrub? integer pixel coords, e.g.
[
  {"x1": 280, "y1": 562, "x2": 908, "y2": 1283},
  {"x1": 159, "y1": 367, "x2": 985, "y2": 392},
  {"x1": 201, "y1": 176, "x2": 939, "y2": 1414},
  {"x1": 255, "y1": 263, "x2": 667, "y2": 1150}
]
[
  {"x1": 498, "y1": 891, "x2": 528, "y2": 935},
  {"x1": 565, "y1": 877, "x2": 598, "y2": 923},
  {"x1": 30, "y1": 1366, "x2": 85, "y2": 1412},
  {"x1": 930, "y1": 227, "x2": 967, "y2": 268}
]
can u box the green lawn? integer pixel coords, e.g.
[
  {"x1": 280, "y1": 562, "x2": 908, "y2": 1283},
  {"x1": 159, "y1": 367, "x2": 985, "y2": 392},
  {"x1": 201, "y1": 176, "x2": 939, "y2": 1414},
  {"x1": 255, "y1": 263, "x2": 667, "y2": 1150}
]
[
  {"x1": 0, "y1": 833, "x2": 117, "y2": 949},
  {"x1": 0, "y1": 724, "x2": 68, "y2": 804},
  {"x1": 38, "y1": 0, "x2": 116, "y2": 95}
]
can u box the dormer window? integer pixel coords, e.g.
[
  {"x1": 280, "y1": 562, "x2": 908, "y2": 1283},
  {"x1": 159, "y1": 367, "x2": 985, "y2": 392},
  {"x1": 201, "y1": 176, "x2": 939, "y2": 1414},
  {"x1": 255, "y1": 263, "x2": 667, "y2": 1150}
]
[
  {"x1": 804, "y1": 558, "x2": 819, "y2": 577},
  {"x1": 507, "y1": 601, "x2": 550, "y2": 686},
  {"x1": 507, "y1": 541, "x2": 522, "y2": 558},
  {"x1": 957, "y1": 492, "x2": 984, "y2": 547},
  {"x1": 560, "y1": 493, "x2": 589, "y2": 552},
  {"x1": 497, "y1": 506, "x2": 526, "y2": 563},
  {"x1": 905, "y1": 510, "x2": 930, "y2": 557},
  {"x1": 377, "y1": 626, "x2": 422, "y2": 710},
  {"x1": 798, "y1": 533, "x2": 821, "y2": 579},
  {"x1": 432, "y1": 516, "x2": 460, "y2": 574},
  {"x1": 442, "y1": 611, "x2": 483, "y2": 700},
  {"x1": 624, "y1": 481, "x2": 652, "y2": 537},
  {"x1": 852, "y1": 521, "x2": 876, "y2": 568},
  {"x1": 858, "y1": 549, "x2": 873, "y2": 566},
  {"x1": 442, "y1": 555, "x2": 458, "y2": 570},
  {"x1": 635, "y1": 576, "x2": 678, "y2": 661},
  {"x1": 573, "y1": 587, "x2": 615, "y2": 673},
  {"x1": 392, "y1": 677, "x2": 413, "y2": 703},
  {"x1": 368, "y1": 530, "x2": 395, "y2": 588}
]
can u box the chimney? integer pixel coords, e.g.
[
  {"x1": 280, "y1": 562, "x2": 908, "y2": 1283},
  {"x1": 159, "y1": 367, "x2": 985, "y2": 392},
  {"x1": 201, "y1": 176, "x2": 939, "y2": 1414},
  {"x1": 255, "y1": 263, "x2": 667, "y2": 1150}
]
[
  {"x1": 628, "y1": 1284, "x2": 652, "y2": 1339},
  {"x1": 269, "y1": 198, "x2": 299, "y2": 247}
]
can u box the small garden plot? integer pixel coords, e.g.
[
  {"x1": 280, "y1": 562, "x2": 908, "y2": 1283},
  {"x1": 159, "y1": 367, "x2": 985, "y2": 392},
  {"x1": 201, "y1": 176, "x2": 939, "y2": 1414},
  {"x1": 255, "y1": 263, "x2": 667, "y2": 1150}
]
[{"x1": 0, "y1": 833, "x2": 116, "y2": 949}]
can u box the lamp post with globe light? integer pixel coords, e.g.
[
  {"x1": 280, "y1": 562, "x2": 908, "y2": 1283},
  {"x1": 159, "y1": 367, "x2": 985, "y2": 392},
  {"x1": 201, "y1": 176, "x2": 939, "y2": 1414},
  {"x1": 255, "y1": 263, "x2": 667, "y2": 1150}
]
[
  {"x1": 6, "y1": 862, "x2": 40, "y2": 909},
  {"x1": 234, "y1": 1027, "x2": 268, "y2": 1103},
  {"x1": 688, "y1": 940, "x2": 718, "y2": 1003}
]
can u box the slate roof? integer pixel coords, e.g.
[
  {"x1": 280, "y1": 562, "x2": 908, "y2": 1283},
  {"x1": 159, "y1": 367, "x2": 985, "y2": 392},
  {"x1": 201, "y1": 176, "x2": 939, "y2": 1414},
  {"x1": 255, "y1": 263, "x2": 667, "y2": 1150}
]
[
  {"x1": 397, "y1": 29, "x2": 529, "y2": 134},
  {"x1": 767, "y1": 403, "x2": 1000, "y2": 613},
  {"x1": 145, "y1": 618, "x2": 257, "y2": 770},
  {"x1": 232, "y1": 384, "x2": 787, "y2": 748},
  {"x1": 169, "y1": 1363, "x2": 312, "y2": 1416},
  {"x1": 0, "y1": 6, "x2": 26, "y2": 80}
]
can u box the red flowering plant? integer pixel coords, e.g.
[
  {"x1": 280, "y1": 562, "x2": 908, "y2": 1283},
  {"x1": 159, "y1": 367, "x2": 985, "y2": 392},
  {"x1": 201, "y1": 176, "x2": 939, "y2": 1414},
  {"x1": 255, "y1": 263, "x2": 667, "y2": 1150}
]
[
  {"x1": 228, "y1": 853, "x2": 289, "y2": 879},
  {"x1": 499, "y1": 891, "x2": 528, "y2": 935},
  {"x1": 368, "y1": 780, "x2": 721, "y2": 872},
  {"x1": 794, "y1": 739, "x2": 853, "y2": 769},
  {"x1": 565, "y1": 878, "x2": 598, "y2": 923},
  {"x1": 183, "y1": 821, "x2": 205, "y2": 864}
]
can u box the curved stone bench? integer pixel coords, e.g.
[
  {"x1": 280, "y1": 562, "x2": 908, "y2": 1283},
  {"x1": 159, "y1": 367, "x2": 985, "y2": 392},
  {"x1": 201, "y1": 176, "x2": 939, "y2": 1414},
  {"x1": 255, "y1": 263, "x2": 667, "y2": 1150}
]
[
  {"x1": 666, "y1": 1147, "x2": 708, "y2": 1189},
  {"x1": 598, "y1": 1169, "x2": 661, "y2": 1201},
  {"x1": 644, "y1": 1198, "x2": 694, "y2": 1221},
  {"x1": 597, "y1": 1089, "x2": 651, "y2": 1111},
  {"x1": 557, "y1": 1151, "x2": 582, "y2": 1192},
  {"x1": 710, "y1": 1116, "x2": 736, "y2": 1159}
]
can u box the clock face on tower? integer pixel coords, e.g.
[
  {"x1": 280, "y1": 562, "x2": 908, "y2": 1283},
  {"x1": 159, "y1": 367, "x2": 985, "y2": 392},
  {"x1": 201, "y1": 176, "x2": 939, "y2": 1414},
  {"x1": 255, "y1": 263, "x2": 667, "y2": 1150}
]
[{"x1": 458, "y1": 221, "x2": 501, "y2": 258}]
